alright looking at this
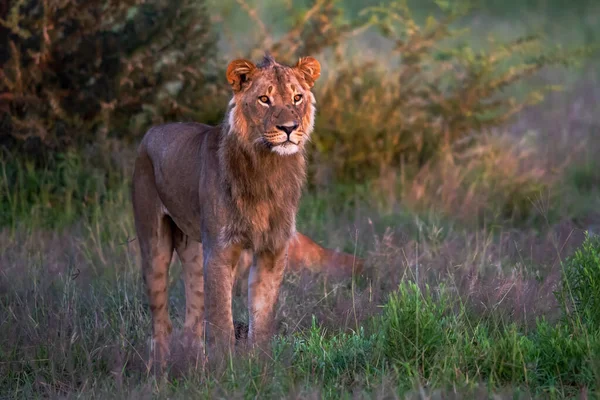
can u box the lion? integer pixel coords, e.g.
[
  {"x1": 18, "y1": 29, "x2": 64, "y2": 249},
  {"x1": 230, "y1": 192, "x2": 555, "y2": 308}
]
[{"x1": 132, "y1": 54, "x2": 362, "y2": 366}]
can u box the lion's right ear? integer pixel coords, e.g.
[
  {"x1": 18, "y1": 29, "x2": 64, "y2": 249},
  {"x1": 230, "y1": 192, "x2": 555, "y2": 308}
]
[{"x1": 226, "y1": 59, "x2": 256, "y2": 92}]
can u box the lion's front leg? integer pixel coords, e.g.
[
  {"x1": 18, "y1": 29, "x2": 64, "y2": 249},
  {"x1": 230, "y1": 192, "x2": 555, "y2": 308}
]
[
  {"x1": 203, "y1": 243, "x2": 242, "y2": 357},
  {"x1": 248, "y1": 246, "x2": 287, "y2": 352}
]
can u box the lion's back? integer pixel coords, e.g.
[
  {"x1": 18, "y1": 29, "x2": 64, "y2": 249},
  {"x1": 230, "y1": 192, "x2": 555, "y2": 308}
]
[
  {"x1": 140, "y1": 122, "x2": 214, "y2": 161},
  {"x1": 134, "y1": 121, "x2": 222, "y2": 241}
]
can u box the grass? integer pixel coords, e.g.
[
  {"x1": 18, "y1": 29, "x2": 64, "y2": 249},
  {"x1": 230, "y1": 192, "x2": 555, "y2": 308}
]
[
  {"x1": 0, "y1": 149, "x2": 132, "y2": 230},
  {"x1": 2, "y1": 222, "x2": 599, "y2": 397},
  {"x1": 380, "y1": 280, "x2": 600, "y2": 396}
]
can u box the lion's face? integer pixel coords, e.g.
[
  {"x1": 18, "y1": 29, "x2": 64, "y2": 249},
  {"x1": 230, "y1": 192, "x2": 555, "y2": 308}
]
[{"x1": 225, "y1": 55, "x2": 321, "y2": 156}]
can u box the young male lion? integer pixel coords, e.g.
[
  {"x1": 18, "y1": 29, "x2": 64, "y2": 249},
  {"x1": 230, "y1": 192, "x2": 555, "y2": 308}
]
[{"x1": 132, "y1": 54, "x2": 360, "y2": 365}]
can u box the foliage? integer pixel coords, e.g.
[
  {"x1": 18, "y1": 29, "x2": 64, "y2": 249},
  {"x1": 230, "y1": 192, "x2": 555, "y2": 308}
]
[
  {"x1": 0, "y1": 0, "x2": 591, "y2": 190},
  {"x1": 0, "y1": 0, "x2": 221, "y2": 155},
  {"x1": 309, "y1": 1, "x2": 584, "y2": 183}
]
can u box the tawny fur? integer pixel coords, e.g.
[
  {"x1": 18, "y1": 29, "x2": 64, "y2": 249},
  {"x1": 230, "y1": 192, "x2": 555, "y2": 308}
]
[
  {"x1": 131, "y1": 54, "x2": 362, "y2": 367},
  {"x1": 236, "y1": 233, "x2": 364, "y2": 279}
]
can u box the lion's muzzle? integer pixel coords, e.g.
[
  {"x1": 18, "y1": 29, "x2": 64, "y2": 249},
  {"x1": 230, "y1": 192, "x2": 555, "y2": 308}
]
[{"x1": 276, "y1": 121, "x2": 299, "y2": 137}]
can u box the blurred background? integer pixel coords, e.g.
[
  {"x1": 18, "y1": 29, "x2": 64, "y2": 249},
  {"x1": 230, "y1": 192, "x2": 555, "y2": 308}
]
[{"x1": 1, "y1": 0, "x2": 600, "y2": 397}]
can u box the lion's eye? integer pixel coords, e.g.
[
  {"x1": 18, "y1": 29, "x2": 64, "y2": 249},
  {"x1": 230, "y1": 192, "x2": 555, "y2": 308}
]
[
  {"x1": 258, "y1": 95, "x2": 270, "y2": 104},
  {"x1": 293, "y1": 94, "x2": 303, "y2": 103}
]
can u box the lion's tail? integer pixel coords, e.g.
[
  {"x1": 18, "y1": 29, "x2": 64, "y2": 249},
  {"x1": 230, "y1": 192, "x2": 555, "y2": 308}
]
[
  {"x1": 288, "y1": 232, "x2": 364, "y2": 277},
  {"x1": 236, "y1": 232, "x2": 364, "y2": 278}
]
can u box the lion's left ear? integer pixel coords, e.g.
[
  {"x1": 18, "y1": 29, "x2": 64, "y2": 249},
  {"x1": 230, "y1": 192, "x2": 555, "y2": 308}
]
[
  {"x1": 226, "y1": 59, "x2": 257, "y2": 92},
  {"x1": 295, "y1": 57, "x2": 321, "y2": 88}
]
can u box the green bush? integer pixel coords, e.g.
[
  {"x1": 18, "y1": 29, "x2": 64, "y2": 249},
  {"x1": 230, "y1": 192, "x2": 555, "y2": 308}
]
[
  {"x1": 558, "y1": 233, "x2": 600, "y2": 327},
  {"x1": 0, "y1": 0, "x2": 221, "y2": 155}
]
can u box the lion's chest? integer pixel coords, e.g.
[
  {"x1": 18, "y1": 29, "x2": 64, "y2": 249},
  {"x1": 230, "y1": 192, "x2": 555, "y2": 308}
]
[
  {"x1": 221, "y1": 185, "x2": 299, "y2": 252},
  {"x1": 216, "y1": 142, "x2": 305, "y2": 252}
]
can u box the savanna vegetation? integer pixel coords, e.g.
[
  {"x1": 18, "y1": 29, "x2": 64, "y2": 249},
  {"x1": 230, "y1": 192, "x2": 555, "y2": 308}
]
[{"x1": 1, "y1": 0, "x2": 600, "y2": 398}]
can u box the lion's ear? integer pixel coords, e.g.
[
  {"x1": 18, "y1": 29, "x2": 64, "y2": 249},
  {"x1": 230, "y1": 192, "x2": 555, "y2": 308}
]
[
  {"x1": 226, "y1": 59, "x2": 257, "y2": 92},
  {"x1": 295, "y1": 57, "x2": 321, "y2": 88}
]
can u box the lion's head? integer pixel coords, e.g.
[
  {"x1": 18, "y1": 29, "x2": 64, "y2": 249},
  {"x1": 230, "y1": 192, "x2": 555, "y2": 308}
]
[{"x1": 225, "y1": 54, "x2": 321, "y2": 156}]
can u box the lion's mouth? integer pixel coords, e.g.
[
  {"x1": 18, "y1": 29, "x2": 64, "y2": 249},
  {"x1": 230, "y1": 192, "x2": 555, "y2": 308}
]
[{"x1": 276, "y1": 140, "x2": 298, "y2": 147}]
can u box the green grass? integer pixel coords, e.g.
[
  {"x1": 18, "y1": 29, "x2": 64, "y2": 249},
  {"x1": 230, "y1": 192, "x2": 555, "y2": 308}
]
[
  {"x1": 0, "y1": 151, "x2": 129, "y2": 230},
  {"x1": 380, "y1": 280, "x2": 600, "y2": 396},
  {"x1": 558, "y1": 234, "x2": 600, "y2": 328}
]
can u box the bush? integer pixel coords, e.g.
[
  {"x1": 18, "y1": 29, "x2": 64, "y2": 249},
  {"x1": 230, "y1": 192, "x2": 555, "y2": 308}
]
[
  {"x1": 2, "y1": 0, "x2": 585, "y2": 185},
  {"x1": 558, "y1": 233, "x2": 600, "y2": 327},
  {"x1": 0, "y1": 0, "x2": 221, "y2": 156},
  {"x1": 211, "y1": 0, "x2": 581, "y2": 184},
  {"x1": 306, "y1": 2, "x2": 582, "y2": 183}
]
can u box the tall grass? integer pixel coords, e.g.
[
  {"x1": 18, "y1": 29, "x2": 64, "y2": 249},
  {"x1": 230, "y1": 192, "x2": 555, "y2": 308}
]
[
  {"x1": 557, "y1": 234, "x2": 600, "y2": 328},
  {"x1": 0, "y1": 150, "x2": 131, "y2": 230}
]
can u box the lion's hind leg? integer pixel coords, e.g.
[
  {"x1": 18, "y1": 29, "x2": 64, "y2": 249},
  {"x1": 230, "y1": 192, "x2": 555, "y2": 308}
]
[{"x1": 132, "y1": 154, "x2": 175, "y2": 371}]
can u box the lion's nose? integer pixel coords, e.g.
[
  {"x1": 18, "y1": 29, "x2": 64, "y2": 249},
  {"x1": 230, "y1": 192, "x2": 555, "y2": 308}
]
[{"x1": 276, "y1": 122, "x2": 299, "y2": 136}]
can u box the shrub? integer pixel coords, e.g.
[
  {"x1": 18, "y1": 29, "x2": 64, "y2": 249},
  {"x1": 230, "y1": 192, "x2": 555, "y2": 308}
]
[
  {"x1": 2, "y1": 0, "x2": 585, "y2": 185},
  {"x1": 0, "y1": 0, "x2": 221, "y2": 156},
  {"x1": 218, "y1": 0, "x2": 578, "y2": 184},
  {"x1": 306, "y1": 2, "x2": 582, "y2": 183}
]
